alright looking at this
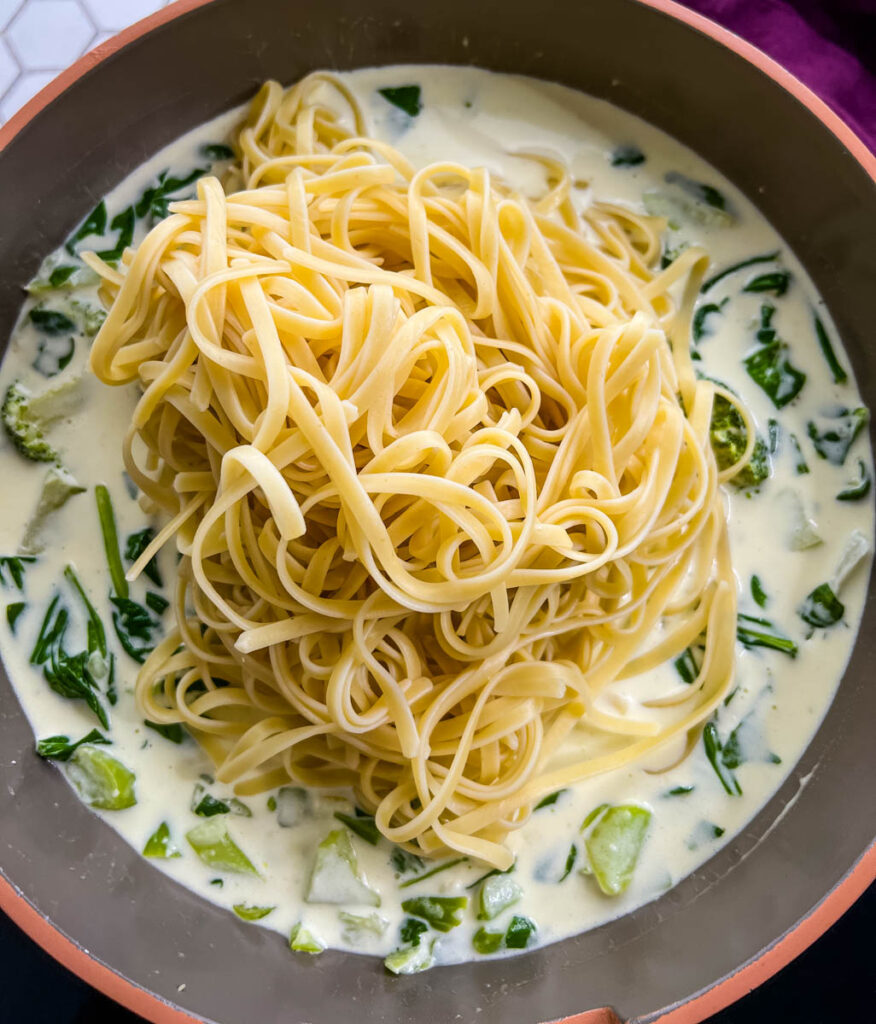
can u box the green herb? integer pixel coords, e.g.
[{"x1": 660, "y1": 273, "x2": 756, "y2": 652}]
[
  {"x1": 477, "y1": 873, "x2": 522, "y2": 920},
  {"x1": 306, "y1": 829, "x2": 380, "y2": 906},
  {"x1": 584, "y1": 805, "x2": 651, "y2": 896},
  {"x1": 611, "y1": 144, "x2": 645, "y2": 167},
  {"x1": 66, "y1": 201, "x2": 107, "y2": 253},
  {"x1": 399, "y1": 856, "x2": 466, "y2": 889},
  {"x1": 744, "y1": 341, "x2": 806, "y2": 409},
  {"x1": 806, "y1": 407, "x2": 868, "y2": 465},
  {"x1": 29, "y1": 309, "x2": 76, "y2": 336},
  {"x1": 558, "y1": 843, "x2": 578, "y2": 881},
  {"x1": 673, "y1": 646, "x2": 700, "y2": 685},
  {"x1": 767, "y1": 418, "x2": 780, "y2": 454},
  {"x1": 743, "y1": 271, "x2": 791, "y2": 296},
  {"x1": 384, "y1": 939, "x2": 433, "y2": 974},
  {"x1": 661, "y1": 240, "x2": 689, "y2": 269},
  {"x1": 703, "y1": 722, "x2": 741, "y2": 796},
  {"x1": 581, "y1": 803, "x2": 610, "y2": 831},
  {"x1": 756, "y1": 303, "x2": 777, "y2": 344},
  {"x1": 136, "y1": 167, "x2": 207, "y2": 223},
  {"x1": 504, "y1": 915, "x2": 537, "y2": 949},
  {"x1": 378, "y1": 85, "x2": 422, "y2": 117},
  {"x1": 202, "y1": 143, "x2": 234, "y2": 161},
  {"x1": 334, "y1": 810, "x2": 380, "y2": 846},
  {"x1": 194, "y1": 793, "x2": 230, "y2": 817},
  {"x1": 750, "y1": 576, "x2": 768, "y2": 608},
  {"x1": 664, "y1": 171, "x2": 728, "y2": 211},
  {"x1": 0, "y1": 555, "x2": 36, "y2": 590},
  {"x1": 6, "y1": 601, "x2": 25, "y2": 632},
  {"x1": 789, "y1": 433, "x2": 810, "y2": 474},
  {"x1": 399, "y1": 917, "x2": 428, "y2": 947},
  {"x1": 391, "y1": 847, "x2": 425, "y2": 875},
  {"x1": 49, "y1": 265, "x2": 77, "y2": 288},
  {"x1": 145, "y1": 591, "x2": 169, "y2": 614},
  {"x1": 36, "y1": 728, "x2": 109, "y2": 761},
  {"x1": 124, "y1": 527, "x2": 162, "y2": 587},
  {"x1": 186, "y1": 818, "x2": 259, "y2": 875},
  {"x1": 737, "y1": 613, "x2": 798, "y2": 657},
  {"x1": 473, "y1": 927, "x2": 504, "y2": 954},
  {"x1": 233, "y1": 904, "x2": 275, "y2": 921},
  {"x1": 110, "y1": 594, "x2": 161, "y2": 663},
  {"x1": 710, "y1": 393, "x2": 770, "y2": 489},
  {"x1": 837, "y1": 460, "x2": 871, "y2": 501},
  {"x1": 95, "y1": 207, "x2": 135, "y2": 262},
  {"x1": 289, "y1": 922, "x2": 324, "y2": 954},
  {"x1": 63, "y1": 565, "x2": 107, "y2": 657},
  {"x1": 666, "y1": 785, "x2": 695, "y2": 797},
  {"x1": 401, "y1": 895, "x2": 467, "y2": 932},
  {"x1": 95, "y1": 485, "x2": 128, "y2": 598},
  {"x1": 143, "y1": 821, "x2": 181, "y2": 858},
  {"x1": 67, "y1": 745, "x2": 136, "y2": 810},
  {"x1": 71, "y1": 300, "x2": 105, "y2": 338},
  {"x1": 534, "y1": 789, "x2": 566, "y2": 810},
  {"x1": 267, "y1": 795, "x2": 277, "y2": 812},
  {"x1": 692, "y1": 299, "x2": 727, "y2": 343},
  {"x1": 813, "y1": 313, "x2": 847, "y2": 384},
  {"x1": 701, "y1": 251, "x2": 781, "y2": 294},
  {"x1": 2, "y1": 382, "x2": 59, "y2": 463},
  {"x1": 798, "y1": 583, "x2": 844, "y2": 628},
  {"x1": 209, "y1": 878, "x2": 223, "y2": 887}
]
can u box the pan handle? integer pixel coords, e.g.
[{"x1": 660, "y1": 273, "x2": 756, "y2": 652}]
[{"x1": 542, "y1": 1010, "x2": 624, "y2": 1024}]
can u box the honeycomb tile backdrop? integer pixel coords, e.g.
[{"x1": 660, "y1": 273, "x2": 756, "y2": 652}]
[{"x1": 0, "y1": 0, "x2": 170, "y2": 124}]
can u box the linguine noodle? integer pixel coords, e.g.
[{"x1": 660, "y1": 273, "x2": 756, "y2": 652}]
[{"x1": 88, "y1": 73, "x2": 749, "y2": 870}]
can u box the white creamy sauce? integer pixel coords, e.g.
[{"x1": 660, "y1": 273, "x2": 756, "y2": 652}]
[{"x1": 0, "y1": 65, "x2": 871, "y2": 967}]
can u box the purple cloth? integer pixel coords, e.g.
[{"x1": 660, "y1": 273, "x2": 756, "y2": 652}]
[{"x1": 682, "y1": 0, "x2": 875, "y2": 152}]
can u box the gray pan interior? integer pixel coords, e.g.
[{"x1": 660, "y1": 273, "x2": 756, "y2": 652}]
[{"x1": 0, "y1": 1, "x2": 873, "y2": 1022}]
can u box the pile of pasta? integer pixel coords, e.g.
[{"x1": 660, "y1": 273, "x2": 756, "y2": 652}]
[{"x1": 89, "y1": 74, "x2": 745, "y2": 868}]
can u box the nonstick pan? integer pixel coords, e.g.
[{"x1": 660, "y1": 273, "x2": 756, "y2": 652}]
[{"x1": 0, "y1": 2, "x2": 873, "y2": 1022}]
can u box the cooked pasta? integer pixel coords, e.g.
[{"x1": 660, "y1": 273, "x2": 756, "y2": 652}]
[{"x1": 87, "y1": 72, "x2": 745, "y2": 870}]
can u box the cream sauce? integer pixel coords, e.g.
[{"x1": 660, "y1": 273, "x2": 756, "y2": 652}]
[{"x1": 0, "y1": 65, "x2": 871, "y2": 967}]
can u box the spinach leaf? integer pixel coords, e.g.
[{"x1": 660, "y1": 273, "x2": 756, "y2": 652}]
[
  {"x1": 534, "y1": 789, "x2": 566, "y2": 810},
  {"x1": 136, "y1": 167, "x2": 207, "y2": 223},
  {"x1": 798, "y1": 583, "x2": 844, "y2": 628},
  {"x1": 558, "y1": 843, "x2": 578, "y2": 881},
  {"x1": 145, "y1": 591, "x2": 169, "y2": 614},
  {"x1": 378, "y1": 85, "x2": 422, "y2": 117},
  {"x1": 334, "y1": 811, "x2": 381, "y2": 846},
  {"x1": 29, "y1": 309, "x2": 76, "y2": 336},
  {"x1": 750, "y1": 575, "x2": 768, "y2": 608},
  {"x1": 95, "y1": 207, "x2": 135, "y2": 262},
  {"x1": 391, "y1": 848, "x2": 425, "y2": 875},
  {"x1": 144, "y1": 720, "x2": 185, "y2": 743},
  {"x1": 665, "y1": 785, "x2": 695, "y2": 797},
  {"x1": 194, "y1": 793, "x2": 231, "y2": 817},
  {"x1": 703, "y1": 722, "x2": 741, "y2": 795},
  {"x1": 837, "y1": 460, "x2": 871, "y2": 501},
  {"x1": 49, "y1": 265, "x2": 77, "y2": 288},
  {"x1": 744, "y1": 341, "x2": 806, "y2": 408},
  {"x1": 65, "y1": 201, "x2": 107, "y2": 254},
  {"x1": 736, "y1": 612, "x2": 798, "y2": 657},
  {"x1": 611, "y1": 144, "x2": 645, "y2": 167},
  {"x1": 664, "y1": 171, "x2": 728, "y2": 211},
  {"x1": 673, "y1": 646, "x2": 701, "y2": 684},
  {"x1": 95, "y1": 485, "x2": 128, "y2": 599},
  {"x1": 806, "y1": 407, "x2": 868, "y2": 465},
  {"x1": 743, "y1": 271, "x2": 791, "y2": 296},
  {"x1": 6, "y1": 601, "x2": 25, "y2": 633},
  {"x1": 0, "y1": 555, "x2": 36, "y2": 590},
  {"x1": 504, "y1": 915, "x2": 537, "y2": 949},
  {"x1": 110, "y1": 594, "x2": 161, "y2": 663},
  {"x1": 710, "y1": 393, "x2": 770, "y2": 489},
  {"x1": 202, "y1": 143, "x2": 234, "y2": 161},
  {"x1": 400, "y1": 895, "x2": 467, "y2": 932},
  {"x1": 399, "y1": 917, "x2": 428, "y2": 947},
  {"x1": 813, "y1": 313, "x2": 847, "y2": 384},
  {"x1": 36, "y1": 728, "x2": 110, "y2": 761},
  {"x1": 701, "y1": 251, "x2": 780, "y2": 294},
  {"x1": 767, "y1": 418, "x2": 780, "y2": 454},
  {"x1": 692, "y1": 299, "x2": 727, "y2": 343},
  {"x1": 124, "y1": 527, "x2": 162, "y2": 586}
]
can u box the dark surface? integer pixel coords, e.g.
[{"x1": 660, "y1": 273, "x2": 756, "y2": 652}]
[
  {"x1": 0, "y1": 1, "x2": 875, "y2": 1023},
  {"x1": 3, "y1": 884, "x2": 874, "y2": 1022}
]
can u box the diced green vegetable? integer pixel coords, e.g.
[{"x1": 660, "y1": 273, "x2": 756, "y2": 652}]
[
  {"x1": 504, "y1": 915, "x2": 537, "y2": 949},
  {"x1": 334, "y1": 810, "x2": 380, "y2": 846},
  {"x1": 750, "y1": 576, "x2": 768, "y2": 608},
  {"x1": 837, "y1": 460, "x2": 871, "y2": 501},
  {"x1": 266, "y1": 795, "x2": 277, "y2": 812},
  {"x1": 581, "y1": 803, "x2": 610, "y2": 831},
  {"x1": 276, "y1": 785, "x2": 308, "y2": 827},
  {"x1": 391, "y1": 847, "x2": 426, "y2": 875},
  {"x1": 124, "y1": 527, "x2": 163, "y2": 587},
  {"x1": 398, "y1": 856, "x2": 466, "y2": 889},
  {"x1": 807, "y1": 407, "x2": 868, "y2": 465},
  {"x1": 832, "y1": 530, "x2": 871, "y2": 593},
  {"x1": 687, "y1": 820, "x2": 726, "y2": 849},
  {"x1": 0, "y1": 555, "x2": 35, "y2": 590},
  {"x1": 611, "y1": 144, "x2": 645, "y2": 167},
  {"x1": 692, "y1": 299, "x2": 727, "y2": 343},
  {"x1": 67, "y1": 745, "x2": 136, "y2": 810},
  {"x1": 473, "y1": 927, "x2": 504, "y2": 954},
  {"x1": 70, "y1": 300, "x2": 106, "y2": 338},
  {"x1": 233, "y1": 904, "x2": 275, "y2": 921},
  {"x1": 534, "y1": 789, "x2": 565, "y2": 810},
  {"x1": 665, "y1": 785, "x2": 695, "y2": 797},
  {"x1": 384, "y1": 940, "x2": 433, "y2": 974},
  {"x1": 20, "y1": 467, "x2": 86, "y2": 555},
  {"x1": 378, "y1": 85, "x2": 422, "y2": 117},
  {"x1": 744, "y1": 341, "x2": 806, "y2": 409},
  {"x1": 743, "y1": 271, "x2": 791, "y2": 296},
  {"x1": 400, "y1": 917, "x2": 428, "y2": 946},
  {"x1": 2, "y1": 382, "x2": 59, "y2": 462},
  {"x1": 709, "y1": 393, "x2": 769, "y2": 489},
  {"x1": 194, "y1": 792, "x2": 231, "y2": 817},
  {"x1": 36, "y1": 728, "x2": 109, "y2": 761},
  {"x1": 144, "y1": 720, "x2": 185, "y2": 743},
  {"x1": 339, "y1": 911, "x2": 388, "y2": 942},
  {"x1": 477, "y1": 874, "x2": 522, "y2": 920},
  {"x1": 703, "y1": 722, "x2": 741, "y2": 796},
  {"x1": 798, "y1": 583, "x2": 844, "y2": 628},
  {"x1": 109, "y1": 594, "x2": 161, "y2": 663},
  {"x1": 558, "y1": 843, "x2": 578, "y2": 881},
  {"x1": 401, "y1": 895, "x2": 467, "y2": 932},
  {"x1": 813, "y1": 313, "x2": 847, "y2": 384},
  {"x1": 29, "y1": 308, "x2": 76, "y2": 337},
  {"x1": 736, "y1": 613, "x2": 797, "y2": 657},
  {"x1": 202, "y1": 143, "x2": 235, "y2": 161},
  {"x1": 583, "y1": 805, "x2": 651, "y2": 896},
  {"x1": 701, "y1": 251, "x2": 780, "y2": 294},
  {"x1": 143, "y1": 821, "x2": 181, "y2": 858},
  {"x1": 289, "y1": 922, "x2": 324, "y2": 954},
  {"x1": 186, "y1": 818, "x2": 259, "y2": 875},
  {"x1": 306, "y1": 829, "x2": 380, "y2": 906},
  {"x1": 6, "y1": 601, "x2": 25, "y2": 632}
]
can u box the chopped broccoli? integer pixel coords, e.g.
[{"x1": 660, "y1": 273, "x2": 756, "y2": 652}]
[
  {"x1": 2, "y1": 383, "x2": 58, "y2": 462},
  {"x1": 710, "y1": 393, "x2": 769, "y2": 490}
]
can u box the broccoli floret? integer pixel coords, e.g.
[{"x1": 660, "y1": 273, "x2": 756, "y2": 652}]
[
  {"x1": 710, "y1": 393, "x2": 769, "y2": 490},
  {"x1": 2, "y1": 382, "x2": 58, "y2": 462}
]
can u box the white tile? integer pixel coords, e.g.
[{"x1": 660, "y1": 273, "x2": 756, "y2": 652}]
[
  {"x1": 82, "y1": 0, "x2": 164, "y2": 32},
  {"x1": 0, "y1": 68, "x2": 54, "y2": 121},
  {"x1": 7, "y1": 1, "x2": 95, "y2": 70},
  {"x1": 0, "y1": 0, "x2": 23, "y2": 32},
  {"x1": 0, "y1": 38, "x2": 18, "y2": 97}
]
